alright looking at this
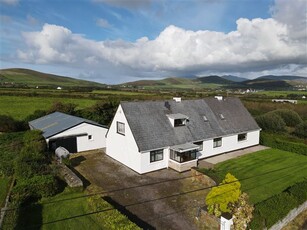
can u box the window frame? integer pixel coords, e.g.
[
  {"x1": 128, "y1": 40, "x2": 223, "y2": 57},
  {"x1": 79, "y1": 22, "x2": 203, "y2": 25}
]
[
  {"x1": 88, "y1": 135, "x2": 93, "y2": 140},
  {"x1": 213, "y1": 137, "x2": 222, "y2": 148},
  {"x1": 150, "y1": 149, "x2": 164, "y2": 163},
  {"x1": 238, "y1": 133, "x2": 247, "y2": 142},
  {"x1": 116, "y1": 121, "x2": 125, "y2": 135},
  {"x1": 193, "y1": 141, "x2": 203, "y2": 151}
]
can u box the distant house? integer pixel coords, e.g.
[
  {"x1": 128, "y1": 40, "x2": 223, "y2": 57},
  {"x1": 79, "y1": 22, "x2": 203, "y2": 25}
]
[
  {"x1": 57, "y1": 87, "x2": 62, "y2": 90},
  {"x1": 106, "y1": 97, "x2": 260, "y2": 174},
  {"x1": 29, "y1": 112, "x2": 108, "y2": 153},
  {"x1": 272, "y1": 99, "x2": 297, "y2": 104}
]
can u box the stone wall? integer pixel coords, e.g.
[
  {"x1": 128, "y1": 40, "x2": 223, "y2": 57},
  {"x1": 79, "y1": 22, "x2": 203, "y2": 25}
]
[
  {"x1": 191, "y1": 167, "x2": 216, "y2": 187},
  {"x1": 269, "y1": 200, "x2": 307, "y2": 230},
  {"x1": 59, "y1": 164, "x2": 83, "y2": 188}
]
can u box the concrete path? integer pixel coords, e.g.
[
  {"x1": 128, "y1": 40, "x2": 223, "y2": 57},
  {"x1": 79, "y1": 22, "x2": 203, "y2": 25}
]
[{"x1": 199, "y1": 145, "x2": 269, "y2": 166}]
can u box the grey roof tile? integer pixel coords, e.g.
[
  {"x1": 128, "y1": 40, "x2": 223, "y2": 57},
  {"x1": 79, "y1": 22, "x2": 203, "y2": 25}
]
[
  {"x1": 29, "y1": 112, "x2": 106, "y2": 138},
  {"x1": 121, "y1": 98, "x2": 260, "y2": 152}
]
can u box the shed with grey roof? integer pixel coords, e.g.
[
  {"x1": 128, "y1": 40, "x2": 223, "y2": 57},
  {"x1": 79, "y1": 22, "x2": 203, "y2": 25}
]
[{"x1": 29, "y1": 112, "x2": 108, "y2": 153}]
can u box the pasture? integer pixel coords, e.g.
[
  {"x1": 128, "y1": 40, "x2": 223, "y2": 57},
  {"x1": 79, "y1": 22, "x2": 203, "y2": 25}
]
[{"x1": 0, "y1": 95, "x2": 97, "y2": 120}]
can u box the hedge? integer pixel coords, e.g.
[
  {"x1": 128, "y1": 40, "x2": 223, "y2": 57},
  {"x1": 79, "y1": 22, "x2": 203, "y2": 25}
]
[
  {"x1": 249, "y1": 180, "x2": 307, "y2": 229},
  {"x1": 260, "y1": 132, "x2": 307, "y2": 156},
  {"x1": 255, "y1": 113, "x2": 286, "y2": 132},
  {"x1": 293, "y1": 121, "x2": 307, "y2": 138},
  {"x1": 267, "y1": 109, "x2": 303, "y2": 127}
]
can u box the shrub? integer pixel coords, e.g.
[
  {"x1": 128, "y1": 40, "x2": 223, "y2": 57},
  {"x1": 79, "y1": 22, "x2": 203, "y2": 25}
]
[
  {"x1": 293, "y1": 121, "x2": 307, "y2": 138},
  {"x1": 256, "y1": 113, "x2": 286, "y2": 132},
  {"x1": 260, "y1": 132, "x2": 307, "y2": 156},
  {"x1": 267, "y1": 109, "x2": 303, "y2": 127},
  {"x1": 12, "y1": 175, "x2": 58, "y2": 204},
  {"x1": 0, "y1": 115, "x2": 26, "y2": 132}
]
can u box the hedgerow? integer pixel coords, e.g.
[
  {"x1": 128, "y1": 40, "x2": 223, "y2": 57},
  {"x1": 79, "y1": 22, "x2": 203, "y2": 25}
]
[
  {"x1": 267, "y1": 109, "x2": 302, "y2": 127},
  {"x1": 260, "y1": 132, "x2": 307, "y2": 156}
]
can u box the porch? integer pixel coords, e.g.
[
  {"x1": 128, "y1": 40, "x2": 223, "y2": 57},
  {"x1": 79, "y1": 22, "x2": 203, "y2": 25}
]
[{"x1": 168, "y1": 143, "x2": 199, "y2": 172}]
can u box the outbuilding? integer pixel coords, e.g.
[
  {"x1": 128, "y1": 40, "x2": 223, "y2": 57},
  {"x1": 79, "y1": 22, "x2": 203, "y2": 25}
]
[{"x1": 29, "y1": 112, "x2": 108, "y2": 153}]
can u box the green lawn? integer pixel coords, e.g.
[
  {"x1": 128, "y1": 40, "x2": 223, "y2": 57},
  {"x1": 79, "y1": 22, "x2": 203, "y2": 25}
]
[
  {"x1": 16, "y1": 188, "x2": 139, "y2": 230},
  {"x1": 0, "y1": 95, "x2": 97, "y2": 120},
  {"x1": 0, "y1": 176, "x2": 10, "y2": 208},
  {"x1": 201, "y1": 149, "x2": 307, "y2": 204}
]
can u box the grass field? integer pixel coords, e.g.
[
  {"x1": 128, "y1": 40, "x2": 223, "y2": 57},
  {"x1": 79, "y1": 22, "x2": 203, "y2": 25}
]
[
  {"x1": 16, "y1": 188, "x2": 139, "y2": 230},
  {"x1": 16, "y1": 189, "x2": 102, "y2": 230},
  {"x1": 0, "y1": 95, "x2": 97, "y2": 120},
  {"x1": 255, "y1": 90, "x2": 307, "y2": 97},
  {"x1": 0, "y1": 176, "x2": 10, "y2": 208},
  {"x1": 201, "y1": 149, "x2": 307, "y2": 204}
]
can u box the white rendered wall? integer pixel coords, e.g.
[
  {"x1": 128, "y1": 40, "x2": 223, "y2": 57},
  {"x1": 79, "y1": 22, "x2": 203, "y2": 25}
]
[
  {"x1": 140, "y1": 149, "x2": 168, "y2": 173},
  {"x1": 48, "y1": 123, "x2": 107, "y2": 152},
  {"x1": 197, "y1": 130, "x2": 260, "y2": 159},
  {"x1": 106, "y1": 105, "x2": 142, "y2": 173}
]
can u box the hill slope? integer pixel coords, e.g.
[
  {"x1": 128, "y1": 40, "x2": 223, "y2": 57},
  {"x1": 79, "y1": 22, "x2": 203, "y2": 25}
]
[{"x1": 0, "y1": 68, "x2": 105, "y2": 88}]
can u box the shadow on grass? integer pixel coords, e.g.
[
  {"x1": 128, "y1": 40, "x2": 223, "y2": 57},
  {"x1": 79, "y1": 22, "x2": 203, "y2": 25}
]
[
  {"x1": 16, "y1": 202, "x2": 42, "y2": 230},
  {"x1": 103, "y1": 196, "x2": 155, "y2": 230}
]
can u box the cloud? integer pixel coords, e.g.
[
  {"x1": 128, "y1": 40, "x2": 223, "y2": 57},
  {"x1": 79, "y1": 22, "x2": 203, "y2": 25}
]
[
  {"x1": 0, "y1": 0, "x2": 18, "y2": 5},
  {"x1": 93, "y1": 0, "x2": 152, "y2": 9},
  {"x1": 16, "y1": 0, "x2": 307, "y2": 82},
  {"x1": 96, "y1": 18, "x2": 111, "y2": 28},
  {"x1": 27, "y1": 15, "x2": 39, "y2": 25}
]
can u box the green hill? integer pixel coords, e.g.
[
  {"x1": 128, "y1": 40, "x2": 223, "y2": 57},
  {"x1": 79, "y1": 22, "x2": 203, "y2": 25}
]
[{"x1": 0, "y1": 68, "x2": 105, "y2": 88}]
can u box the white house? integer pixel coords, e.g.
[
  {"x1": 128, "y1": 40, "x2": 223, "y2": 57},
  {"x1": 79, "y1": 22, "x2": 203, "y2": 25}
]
[
  {"x1": 106, "y1": 97, "x2": 260, "y2": 174},
  {"x1": 29, "y1": 112, "x2": 108, "y2": 153}
]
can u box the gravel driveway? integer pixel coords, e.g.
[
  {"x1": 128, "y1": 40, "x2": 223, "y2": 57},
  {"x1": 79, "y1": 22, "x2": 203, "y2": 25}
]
[{"x1": 71, "y1": 150, "x2": 211, "y2": 230}]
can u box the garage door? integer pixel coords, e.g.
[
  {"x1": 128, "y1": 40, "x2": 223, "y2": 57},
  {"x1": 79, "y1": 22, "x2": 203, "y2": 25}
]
[{"x1": 49, "y1": 136, "x2": 77, "y2": 153}]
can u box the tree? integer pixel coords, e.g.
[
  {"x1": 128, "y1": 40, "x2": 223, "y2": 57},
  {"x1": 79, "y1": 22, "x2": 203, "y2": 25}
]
[
  {"x1": 255, "y1": 113, "x2": 286, "y2": 132},
  {"x1": 267, "y1": 109, "x2": 302, "y2": 127},
  {"x1": 293, "y1": 121, "x2": 307, "y2": 138},
  {"x1": 206, "y1": 173, "x2": 241, "y2": 216},
  {"x1": 231, "y1": 193, "x2": 254, "y2": 230}
]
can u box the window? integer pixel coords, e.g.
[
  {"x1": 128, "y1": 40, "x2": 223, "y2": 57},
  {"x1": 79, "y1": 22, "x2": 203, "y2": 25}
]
[
  {"x1": 150, "y1": 149, "x2": 163, "y2": 163},
  {"x1": 219, "y1": 114, "x2": 225, "y2": 120},
  {"x1": 88, "y1": 135, "x2": 92, "y2": 140},
  {"x1": 213, "y1": 137, "x2": 222, "y2": 148},
  {"x1": 238, "y1": 133, "x2": 247, "y2": 142},
  {"x1": 193, "y1": 141, "x2": 203, "y2": 151},
  {"x1": 203, "y1": 116, "x2": 208, "y2": 122},
  {"x1": 174, "y1": 119, "x2": 185, "y2": 127},
  {"x1": 117, "y1": 122, "x2": 125, "y2": 135},
  {"x1": 170, "y1": 149, "x2": 197, "y2": 163}
]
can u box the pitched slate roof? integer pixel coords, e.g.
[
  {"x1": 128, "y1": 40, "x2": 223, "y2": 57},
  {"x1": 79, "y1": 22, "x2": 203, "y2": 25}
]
[
  {"x1": 121, "y1": 97, "x2": 260, "y2": 152},
  {"x1": 29, "y1": 112, "x2": 106, "y2": 138}
]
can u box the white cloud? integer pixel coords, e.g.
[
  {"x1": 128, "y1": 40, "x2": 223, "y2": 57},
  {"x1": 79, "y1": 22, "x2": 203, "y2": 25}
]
[
  {"x1": 96, "y1": 18, "x2": 111, "y2": 28},
  {"x1": 0, "y1": 0, "x2": 18, "y2": 5},
  {"x1": 17, "y1": 0, "x2": 307, "y2": 83}
]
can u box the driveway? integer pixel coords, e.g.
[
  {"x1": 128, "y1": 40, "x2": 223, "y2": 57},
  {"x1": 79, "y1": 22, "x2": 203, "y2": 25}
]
[{"x1": 71, "y1": 150, "x2": 213, "y2": 230}]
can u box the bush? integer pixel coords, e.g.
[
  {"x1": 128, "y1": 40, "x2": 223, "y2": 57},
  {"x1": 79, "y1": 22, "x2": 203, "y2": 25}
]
[
  {"x1": 267, "y1": 109, "x2": 303, "y2": 127},
  {"x1": 12, "y1": 175, "x2": 58, "y2": 204},
  {"x1": 256, "y1": 113, "x2": 286, "y2": 132},
  {"x1": 260, "y1": 132, "x2": 307, "y2": 156},
  {"x1": 0, "y1": 115, "x2": 26, "y2": 132},
  {"x1": 293, "y1": 121, "x2": 307, "y2": 138}
]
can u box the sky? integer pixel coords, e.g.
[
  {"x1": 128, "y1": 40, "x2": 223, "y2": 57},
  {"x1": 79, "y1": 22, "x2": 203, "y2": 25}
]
[{"x1": 0, "y1": 0, "x2": 306, "y2": 84}]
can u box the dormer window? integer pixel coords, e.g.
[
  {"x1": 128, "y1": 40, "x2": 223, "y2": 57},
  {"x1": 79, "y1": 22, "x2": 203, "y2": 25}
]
[
  {"x1": 219, "y1": 114, "x2": 225, "y2": 120},
  {"x1": 174, "y1": 119, "x2": 185, "y2": 126},
  {"x1": 167, "y1": 113, "x2": 189, "y2": 127},
  {"x1": 203, "y1": 115, "x2": 208, "y2": 122}
]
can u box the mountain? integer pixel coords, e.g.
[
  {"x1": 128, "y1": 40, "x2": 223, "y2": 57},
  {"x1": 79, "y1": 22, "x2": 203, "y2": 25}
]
[
  {"x1": 257, "y1": 75, "x2": 307, "y2": 81},
  {"x1": 0, "y1": 68, "x2": 105, "y2": 88},
  {"x1": 220, "y1": 75, "x2": 247, "y2": 82},
  {"x1": 194, "y1": 75, "x2": 234, "y2": 84},
  {"x1": 241, "y1": 79, "x2": 292, "y2": 90}
]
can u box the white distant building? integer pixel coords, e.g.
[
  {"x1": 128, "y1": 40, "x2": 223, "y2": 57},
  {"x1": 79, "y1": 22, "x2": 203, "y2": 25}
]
[
  {"x1": 272, "y1": 99, "x2": 297, "y2": 104},
  {"x1": 57, "y1": 86, "x2": 62, "y2": 90},
  {"x1": 106, "y1": 97, "x2": 260, "y2": 174}
]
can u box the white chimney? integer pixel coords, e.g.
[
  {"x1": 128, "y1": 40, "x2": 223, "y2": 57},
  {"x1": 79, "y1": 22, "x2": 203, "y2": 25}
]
[
  {"x1": 215, "y1": 96, "x2": 223, "y2": 101},
  {"x1": 173, "y1": 97, "x2": 181, "y2": 102}
]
